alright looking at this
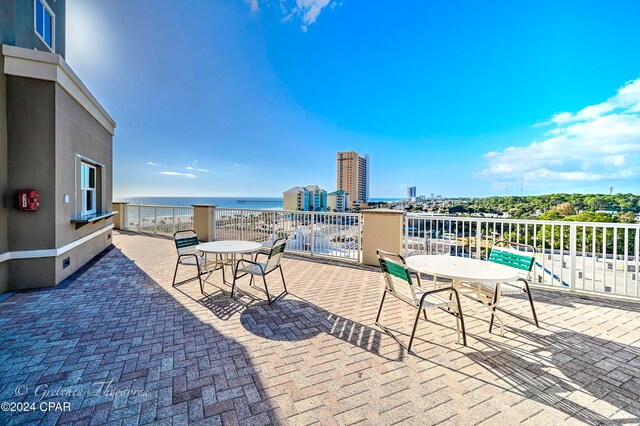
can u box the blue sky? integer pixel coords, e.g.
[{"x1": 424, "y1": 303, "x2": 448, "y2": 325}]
[{"x1": 66, "y1": 0, "x2": 640, "y2": 198}]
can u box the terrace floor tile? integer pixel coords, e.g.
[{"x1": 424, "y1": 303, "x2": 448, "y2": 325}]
[{"x1": 1, "y1": 230, "x2": 640, "y2": 425}]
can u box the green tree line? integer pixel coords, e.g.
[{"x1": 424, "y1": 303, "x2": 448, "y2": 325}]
[{"x1": 448, "y1": 193, "x2": 640, "y2": 223}]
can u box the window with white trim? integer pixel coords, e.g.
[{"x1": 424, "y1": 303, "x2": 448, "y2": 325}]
[
  {"x1": 81, "y1": 162, "x2": 97, "y2": 215},
  {"x1": 34, "y1": 0, "x2": 55, "y2": 51}
]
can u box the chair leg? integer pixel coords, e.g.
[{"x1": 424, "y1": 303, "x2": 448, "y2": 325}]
[
  {"x1": 190, "y1": 254, "x2": 204, "y2": 294},
  {"x1": 523, "y1": 281, "x2": 539, "y2": 327},
  {"x1": 407, "y1": 306, "x2": 422, "y2": 352},
  {"x1": 172, "y1": 260, "x2": 180, "y2": 287},
  {"x1": 262, "y1": 275, "x2": 272, "y2": 304},
  {"x1": 423, "y1": 309, "x2": 428, "y2": 321},
  {"x1": 231, "y1": 267, "x2": 240, "y2": 299},
  {"x1": 375, "y1": 290, "x2": 387, "y2": 324},
  {"x1": 197, "y1": 264, "x2": 204, "y2": 294},
  {"x1": 279, "y1": 266, "x2": 288, "y2": 293}
]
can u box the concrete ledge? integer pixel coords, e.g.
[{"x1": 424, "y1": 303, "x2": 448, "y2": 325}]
[
  {"x1": 361, "y1": 209, "x2": 405, "y2": 215},
  {"x1": 0, "y1": 224, "x2": 114, "y2": 262}
]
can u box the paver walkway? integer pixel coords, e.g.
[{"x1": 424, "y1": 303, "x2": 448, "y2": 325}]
[{"x1": 1, "y1": 231, "x2": 640, "y2": 425}]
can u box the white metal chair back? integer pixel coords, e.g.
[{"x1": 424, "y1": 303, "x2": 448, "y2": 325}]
[
  {"x1": 265, "y1": 237, "x2": 287, "y2": 272},
  {"x1": 174, "y1": 230, "x2": 199, "y2": 256},
  {"x1": 377, "y1": 250, "x2": 420, "y2": 306},
  {"x1": 490, "y1": 240, "x2": 536, "y2": 281}
]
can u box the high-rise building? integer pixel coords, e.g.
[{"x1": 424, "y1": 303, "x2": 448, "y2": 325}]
[
  {"x1": 336, "y1": 152, "x2": 370, "y2": 209},
  {"x1": 407, "y1": 186, "x2": 417, "y2": 199}
]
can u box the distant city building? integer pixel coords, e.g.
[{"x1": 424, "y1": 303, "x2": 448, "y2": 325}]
[
  {"x1": 407, "y1": 186, "x2": 416, "y2": 199},
  {"x1": 327, "y1": 189, "x2": 350, "y2": 212},
  {"x1": 430, "y1": 193, "x2": 435, "y2": 199},
  {"x1": 283, "y1": 185, "x2": 327, "y2": 211},
  {"x1": 336, "y1": 151, "x2": 370, "y2": 209}
]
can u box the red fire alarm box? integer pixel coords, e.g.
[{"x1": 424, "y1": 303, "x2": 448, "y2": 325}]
[{"x1": 18, "y1": 190, "x2": 39, "y2": 211}]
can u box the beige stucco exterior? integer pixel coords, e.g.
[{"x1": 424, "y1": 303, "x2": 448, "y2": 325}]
[
  {"x1": 112, "y1": 202, "x2": 128, "y2": 230},
  {"x1": 0, "y1": 45, "x2": 115, "y2": 291},
  {"x1": 283, "y1": 191, "x2": 300, "y2": 211},
  {"x1": 361, "y1": 209, "x2": 405, "y2": 266},
  {"x1": 0, "y1": 54, "x2": 7, "y2": 292},
  {"x1": 193, "y1": 205, "x2": 216, "y2": 242}
]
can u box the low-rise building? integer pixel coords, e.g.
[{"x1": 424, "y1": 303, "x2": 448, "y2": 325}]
[
  {"x1": 327, "y1": 189, "x2": 350, "y2": 212},
  {"x1": 0, "y1": 0, "x2": 116, "y2": 291},
  {"x1": 283, "y1": 185, "x2": 327, "y2": 211}
]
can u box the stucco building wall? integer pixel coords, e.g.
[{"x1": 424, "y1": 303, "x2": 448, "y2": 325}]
[
  {"x1": 0, "y1": 55, "x2": 7, "y2": 293},
  {"x1": 0, "y1": 45, "x2": 115, "y2": 291}
]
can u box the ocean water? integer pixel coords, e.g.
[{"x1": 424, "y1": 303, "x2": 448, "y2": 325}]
[
  {"x1": 115, "y1": 197, "x2": 284, "y2": 210},
  {"x1": 115, "y1": 197, "x2": 401, "y2": 210}
]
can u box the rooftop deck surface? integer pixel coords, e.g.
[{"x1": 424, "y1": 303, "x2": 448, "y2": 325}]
[{"x1": 1, "y1": 231, "x2": 640, "y2": 425}]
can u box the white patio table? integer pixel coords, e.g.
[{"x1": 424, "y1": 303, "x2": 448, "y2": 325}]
[
  {"x1": 196, "y1": 240, "x2": 263, "y2": 290},
  {"x1": 405, "y1": 255, "x2": 519, "y2": 334}
]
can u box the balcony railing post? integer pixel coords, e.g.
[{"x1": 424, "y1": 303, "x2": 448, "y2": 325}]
[
  {"x1": 359, "y1": 213, "x2": 364, "y2": 263},
  {"x1": 211, "y1": 207, "x2": 217, "y2": 241},
  {"x1": 138, "y1": 205, "x2": 141, "y2": 232},
  {"x1": 475, "y1": 220, "x2": 482, "y2": 259},
  {"x1": 569, "y1": 224, "x2": 577, "y2": 292},
  {"x1": 404, "y1": 215, "x2": 409, "y2": 256},
  {"x1": 172, "y1": 208, "x2": 176, "y2": 234},
  {"x1": 154, "y1": 207, "x2": 158, "y2": 234},
  {"x1": 310, "y1": 213, "x2": 315, "y2": 255}
]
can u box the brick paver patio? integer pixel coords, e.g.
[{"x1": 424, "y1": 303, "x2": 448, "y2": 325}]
[{"x1": 1, "y1": 231, "x2": 640, "y2": 425}]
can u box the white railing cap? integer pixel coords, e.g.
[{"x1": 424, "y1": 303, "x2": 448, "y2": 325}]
[
  {"x1": 126, "y1": 204, "x2": 194, "y2": 209},
  {"x1": 406, "y1": 214, "x2": 640, "y2": 228}
]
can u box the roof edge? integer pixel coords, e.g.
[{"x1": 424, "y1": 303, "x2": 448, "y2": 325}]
[{"x1": 2, "y1": 44, "x2": 116, "y2": 135}]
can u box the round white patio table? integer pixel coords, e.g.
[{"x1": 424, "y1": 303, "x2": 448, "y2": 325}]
[
  {"x1": 196, "y1": 241, "x2": 263, "y2": 290},
  {"x1": 405, "y1": 255, "x2": 519, "y2": 284},
  {"x1": 405, "y1": 255, "x2": 519, "y2": 335}
]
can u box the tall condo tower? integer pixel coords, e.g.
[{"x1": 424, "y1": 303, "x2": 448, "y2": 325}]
[
  {"x1": 407, "y1": 186, "x2": 417, "y2": 199},
  {"x1": 336, "y1": 151, "x2": 370, "y2": 209}
]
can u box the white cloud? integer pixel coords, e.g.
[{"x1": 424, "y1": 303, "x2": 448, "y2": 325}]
[
  {"x1": 482, "y1": 78, "x2": 640, "y2": 188},
  {"x1": 249, "y1": 0, "x2": 339, "y2": 31},
  {"x1": 294, "y1": 0, "x2": 331, "y2": 30},
  {"x1": 186, "y1": 166, "x2": 209, "y2": 172},
  {"x1": 246, "y1": 0, "x2": 259, "y2": 13},
  {"x1": 160, "y1": 171, "x2": 197, "y2": 178},
  {"x1": 147, "y1": 161, "x2": 160, "y2": 166}
]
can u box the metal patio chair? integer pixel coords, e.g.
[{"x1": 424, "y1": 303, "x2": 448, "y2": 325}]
[
  {"x1": 375, "y1": 250, "x2": 467, "y2": 352},
  {"x1": 483, "y1": 240, "x2": 540, "y2": 334},
  {"x1": 172, "y1": 229, "x2": 206, "y2": 293},
  {"x1": 232, "y1": 237, "x2": 288, "y2": 304}
]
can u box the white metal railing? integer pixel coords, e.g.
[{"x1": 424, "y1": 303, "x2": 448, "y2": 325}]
[
  {"x1": 212, "y1": 208, "x2": 362, "y2": 261},
  {"x1": 123, "y1": 204, "x2": 194, "y2": 236},
  {"x1": 404, "y1": 214, "x2": 640, "y2": 299}
]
